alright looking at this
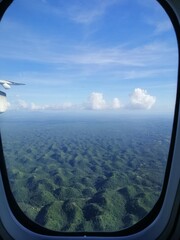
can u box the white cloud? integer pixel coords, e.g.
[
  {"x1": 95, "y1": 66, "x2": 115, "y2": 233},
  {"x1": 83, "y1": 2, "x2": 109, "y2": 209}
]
[
  {"x1": 30, "y1": 102, "x2": 74, "y2": 111},
  {"x1": 146, "y1": 19, "x2": 172, "y2": 35},
  {"x1": 18, "y1": 99, "x2": 29, "y2": 109},
  {"x1": 85, "y1": 92, "x2": 123, "y2": 110},
  {"x1": 121, "y1": 68, "x2": 175, "y2": 80},
  {"x1": 9, "y1": 98, "x2": 74, "y2": 111},
  {"x1": 87, "y1": 92, "x2": 106, "y2": 110},
  {"x1": 69, "y1": 7, "x2": 102, "y2": 25},
  {"x1": 112, "y1": 98, "x2": 122, "y2": 109},
  {"x1": 8, "y1": 89, "x2": 156, "y2": 112},
  {"x1": 9, "y1": 99, "x2": 31, "y2": 111},
  {"x1": 11, "y1": 92, "x2": 122, "y2": 111},
  {"x1": 68, "y1": 0, "x2": 118, "y2": 25},
  {"x1": 154, "y1": 21, "x2": 172, "y2": 34},
  {"x1": 0, "y1": 21, "x2": 176, "y2": 70},
  {"x1": 129, "y1": 88, "x2": 156, "y2": 110},
  {"x1": 45, "y1": 102, "x2": 74, "y2": 111},
  {"x1": 18, "y1": 0, "x2": 118, "y2": 25}
]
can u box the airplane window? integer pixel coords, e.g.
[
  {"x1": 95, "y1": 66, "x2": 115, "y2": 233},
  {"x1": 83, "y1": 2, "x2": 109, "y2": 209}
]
[{"x1": 0, "y1": 0, "x2": 178, "y2": 234}]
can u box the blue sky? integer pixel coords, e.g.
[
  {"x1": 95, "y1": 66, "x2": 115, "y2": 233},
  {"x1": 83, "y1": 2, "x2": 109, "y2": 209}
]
[{"x1": 0, "y1": 0, "x2": 178, "y2": 114}]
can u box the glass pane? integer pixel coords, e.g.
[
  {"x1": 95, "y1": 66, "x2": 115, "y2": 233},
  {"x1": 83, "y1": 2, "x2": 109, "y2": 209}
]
[{"x1": 0, "y1": 0, "x2": 178, "y2": 232}]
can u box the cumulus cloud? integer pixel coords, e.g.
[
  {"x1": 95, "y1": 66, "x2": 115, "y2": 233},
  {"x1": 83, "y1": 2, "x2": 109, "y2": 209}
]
[
  {"x1": 86, "y1": 92, "x2": 122, "y2": 110},
  {"x1": 88, "y1": 92, "x2": 106, "y2": 110},
  {"x1": 14, "y1": 92, "x2": 122, "y2": 111},
  {"x1": 112, "y1": 98, "x2": 122, "y2": 109},
  {"x1": 8, "y1": 89, "x2": 156, "y2": 112},
  {"x1": 129, "y1": 88, "x2": 156, "y2": 110}
]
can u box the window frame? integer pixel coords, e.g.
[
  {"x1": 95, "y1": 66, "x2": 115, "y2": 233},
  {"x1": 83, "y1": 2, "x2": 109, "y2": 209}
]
[{"x1": 0, "y1": 0, "x2": 180, "y2": 239}]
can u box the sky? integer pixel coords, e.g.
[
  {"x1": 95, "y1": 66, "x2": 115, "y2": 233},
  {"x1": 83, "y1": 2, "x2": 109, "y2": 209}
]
[{"x1": 0, "y1": 0, "x2": 178, "y2": 115}]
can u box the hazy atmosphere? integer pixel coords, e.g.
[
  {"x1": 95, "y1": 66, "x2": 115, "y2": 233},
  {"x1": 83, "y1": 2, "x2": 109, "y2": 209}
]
[{"x1": 0, "y1": 0, "x2": 178, "y2": 115}]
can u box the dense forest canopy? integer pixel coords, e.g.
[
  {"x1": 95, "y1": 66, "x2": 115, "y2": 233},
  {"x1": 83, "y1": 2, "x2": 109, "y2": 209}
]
[{"x1": 0, "y1": 115, "x2": 172, "y2": 232}]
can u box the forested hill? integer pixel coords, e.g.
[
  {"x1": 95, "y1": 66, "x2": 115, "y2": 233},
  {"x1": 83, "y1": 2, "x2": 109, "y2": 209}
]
[{"x1": 1, "y1": 116, "x2": 172, "y2": 232}]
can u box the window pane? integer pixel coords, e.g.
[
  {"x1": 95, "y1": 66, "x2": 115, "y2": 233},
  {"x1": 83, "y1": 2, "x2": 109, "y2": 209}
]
[{"x1": 0, "y1": 0, "x2": 178, "y2": 232}]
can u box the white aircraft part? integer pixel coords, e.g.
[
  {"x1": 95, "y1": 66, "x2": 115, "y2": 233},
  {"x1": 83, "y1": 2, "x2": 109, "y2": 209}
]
[
  {"x1": 2, "y1": 83, "x2": 11, "y2": 89},
  {"x1": 0, "y1": 80, "x2": 25, "y2": 89},
  {"x1": 0, "y1": 91, "x2": 8, "y2": 113}
]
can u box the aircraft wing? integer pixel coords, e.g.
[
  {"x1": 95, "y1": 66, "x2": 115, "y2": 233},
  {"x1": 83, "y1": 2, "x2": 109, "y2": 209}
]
[{"x1": 10, "y1": 81, "x2": 25, "y2": 86}]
